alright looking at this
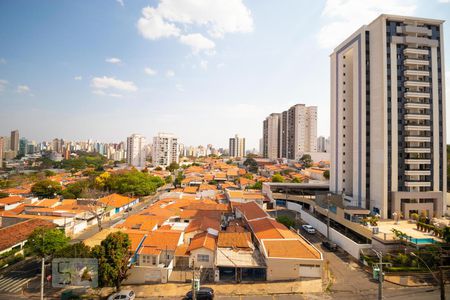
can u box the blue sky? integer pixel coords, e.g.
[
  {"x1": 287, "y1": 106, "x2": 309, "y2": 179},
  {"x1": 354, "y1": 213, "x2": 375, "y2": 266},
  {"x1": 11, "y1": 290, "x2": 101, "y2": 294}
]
[{"x1": 0, "y1": 0, "x2": 450, "y2": 149}]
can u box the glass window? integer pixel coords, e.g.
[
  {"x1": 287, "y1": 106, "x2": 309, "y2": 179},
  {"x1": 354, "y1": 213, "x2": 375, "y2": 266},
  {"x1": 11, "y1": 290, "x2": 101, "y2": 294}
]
[{"x1": 198, "y1": 254, "x2": 209, "y2": 262}]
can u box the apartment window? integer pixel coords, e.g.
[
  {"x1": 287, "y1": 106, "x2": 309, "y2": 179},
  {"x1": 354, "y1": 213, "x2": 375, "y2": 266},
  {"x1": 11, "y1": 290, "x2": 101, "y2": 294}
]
[
  {"x1": 152, "y1": 256, "x2": 157, "y2": 265},
  {"x1": 198, "y1": 254, "x2": 209, "y2": 262}
]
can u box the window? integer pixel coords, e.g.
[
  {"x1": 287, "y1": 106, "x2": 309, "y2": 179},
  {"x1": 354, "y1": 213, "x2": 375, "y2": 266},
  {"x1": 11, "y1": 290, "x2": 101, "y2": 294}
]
[
  {"x1": 198, "y1": 254, "x2": 209, "y2": 262},
  {"x1": 152, "y1": 256, "x2": 157, "y2": 265}
]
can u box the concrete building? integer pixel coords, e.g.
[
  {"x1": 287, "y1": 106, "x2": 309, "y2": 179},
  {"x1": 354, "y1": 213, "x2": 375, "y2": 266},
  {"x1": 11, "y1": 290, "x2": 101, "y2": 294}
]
[
  {"x1": 0, "y1": 137, "x2": 3, "y2": 168},
  {"x1": 317, "y1": 136, "x2": 326, "y2": 153},
  {"x1": 229, "y1": 134, "x2": 245, "y2": 158},
  {"x1": 126, "y1": 134, "x2": 146, "y2": 168},
  {"x1": 330, "y1": 15, "x2": 446, "y2": 219},
  {"x1": 262, "y1": 113, "x2": 281, "y2": 160},
  {"x1": 263, "y1": 104, "x2": 317, "y2": 160},
  {"x1": 10, "y1": 130, "x2": 19, "y2": 153},
  {"x1": 152, "y1": 133, "x2": 179, "y2": 167}
]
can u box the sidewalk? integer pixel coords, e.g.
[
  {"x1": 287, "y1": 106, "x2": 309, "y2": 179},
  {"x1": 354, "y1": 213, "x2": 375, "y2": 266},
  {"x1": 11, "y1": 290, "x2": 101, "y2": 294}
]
[{"x1": 92, "y1": 279, "x2": 323, "y2": 298}]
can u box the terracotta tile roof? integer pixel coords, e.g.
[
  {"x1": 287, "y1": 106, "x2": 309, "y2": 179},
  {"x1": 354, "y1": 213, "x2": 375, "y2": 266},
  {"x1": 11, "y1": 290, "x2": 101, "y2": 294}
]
[
  {"x1": 123, "y1": 229, "x2": 147, "y2": 253},
  {"x1": 185, "y1": 216, "x2": 220, "y2": 233},
  {"x1": 239, "y1": 177, "x2": 255, "y2": 186},
  {"x1": 237, "y1": 202, "x2": 268, "y2": 221},
  {"x1": 139, "y1": 246, "x2": 161, "y2": 255},
  {"x1": 117, "y1": 215, "x2": 159, "y2": 231},
  {"x1": 174, "y1": 244, "x2": 189, "y2": 256},
  {"x1": 198, "y1": 184, "x2": 217, "y2": 191},
  {"x1": 183, "y1": 186, "x2": 198, "y2": 194},
  {"x1": 226, "y1": 169, "x2": 238, "y2": 177},
  {"x1": 99, "y1": 193, "x2": 136, "y2": 208},
  {"x1": 187, "y1": 232, "x2": 216, "y2": 252},
  {"x1": 0, "y1": 219, "x2": 55, "y2": 251},
  {"x1": 217, "y1": 232, "x2": 252, "y2": 249},
  {"x1": 32, "y1": 198, "x2": 59, "y2": 208},
  {"x1": 142, "y1": 230, "x2": 181, "y2": 251},
  {"x1": 248, "y1": 218, "x2": 298, "y2": 240},
  {"x1": 262, "y1": 239, "x2": 321, "y2": 259},
  {"x1": 0, "y1": 196, "x2": 24, "y2": 205}
]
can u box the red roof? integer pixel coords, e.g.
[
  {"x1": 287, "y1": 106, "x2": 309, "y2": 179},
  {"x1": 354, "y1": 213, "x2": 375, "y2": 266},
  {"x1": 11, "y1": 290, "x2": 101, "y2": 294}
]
[{"x1": 0, "y1": 219, "x2": 55, "y2": 251}]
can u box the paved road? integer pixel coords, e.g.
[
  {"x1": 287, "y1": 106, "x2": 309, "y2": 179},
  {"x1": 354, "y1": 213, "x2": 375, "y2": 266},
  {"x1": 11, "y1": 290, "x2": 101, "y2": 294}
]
[{"x1": 0, "y1": 258, "x2": 40, "y2": 296}]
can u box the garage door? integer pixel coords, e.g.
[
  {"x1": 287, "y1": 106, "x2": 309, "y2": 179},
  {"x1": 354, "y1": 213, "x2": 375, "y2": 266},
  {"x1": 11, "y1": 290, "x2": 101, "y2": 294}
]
[{"x1": 299, "y1": 264, "x2": 321, "y2": 278}]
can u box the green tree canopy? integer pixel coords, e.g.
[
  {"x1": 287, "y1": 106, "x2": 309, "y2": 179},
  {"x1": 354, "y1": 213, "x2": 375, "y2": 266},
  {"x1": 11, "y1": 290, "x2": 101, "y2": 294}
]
[
  {"x1": 92, "y1": 232, "x2": 131, "y2": 290},
  {"x1": 102, "y1": 169, "x2": 164, "y2": 196},
  {"x1": 54, "y1": 242, "x2": 92, "y2": 258},
  {"x1": 31, "y1": 179, "x2": 62, "y2": 198},
  {"x1": 276, "y1": 216, "x2": 295, "y2": 228},
  {"x1": 291, "y1": 177, "x2": 302, "y2": 183},
  {"x1": 323, "y1": 170, "x2": 330, "y2": 180},
  {"x1": 25, "y1": 227, "x2": 69, "y2": 258},
  {"x1": 271, "y1": 173, "x2": 284, "y2": 183},
  {"x1": 299, "y1": 154, "x2": 313, "y2": 168},
  {"x1": 166, "y1": 162, "x2": 180, "y2": 172},
  {"x1": 248, "y1": 181, "x2": 263, "y2": 190}
]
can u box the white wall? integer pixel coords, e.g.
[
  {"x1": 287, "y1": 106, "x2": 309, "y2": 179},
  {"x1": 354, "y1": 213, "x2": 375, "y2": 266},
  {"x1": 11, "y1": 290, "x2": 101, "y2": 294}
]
[{"x1": 294, "y1": 206, "x2": 371, "y2": 259}]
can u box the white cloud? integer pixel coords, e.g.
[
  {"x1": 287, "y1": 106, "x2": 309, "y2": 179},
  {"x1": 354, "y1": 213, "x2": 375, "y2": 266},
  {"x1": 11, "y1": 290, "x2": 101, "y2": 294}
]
[
  {"x1": 200, "y1": 60, "x2": 208, "y2": 70},
  {"x1": 179, "y1": 33, "x2": 215, "y2": 54},
  {"x1": 317, "y1": 0, "x2": 417, "y2": 49},
  {"x1": 144, "y1": 67, "x2": 157, "y2": 76},
  {"x1": 17, "y1": 85, "x2": 31, "y2": 94},
  {"x1": 74, "y1": 76, "x2": 83, "y2": 80},
  {"x1": 92, "y1": 89, "x2": 123, "y2": 98},
  {"x1": 105, "y1": 57, "x2": 122, "y2": 64},
  {"x1": 116, "y1": 0, "x2": 124, "y2": 6},
  {"x1": 166, "y1": 69, "x2": 175, "y2": 78},
  {"x1": 0, "y1": 58, "x2": 6, "y2": 64},
  {"x1": 175, "y1": 84, "x2": 185, "y2": 92},
  {"x1": 91, "y1": 76, "x2": 137, "y2": 92},
  {"x1": 216, "y1": 62, "x2": 225, "y2": 69},
  {"x1": 438, "y1": 0, "x2": 449, "y2": 3},
  {"x1": 137, "y1": 0, "x2": 253, "y2": 53},
  {"x1": 0, "y1": 79, "x2": 8, "y2": 92},
  {"x1": 137, "y1": 7, "x2": 181, "y2": 40}
]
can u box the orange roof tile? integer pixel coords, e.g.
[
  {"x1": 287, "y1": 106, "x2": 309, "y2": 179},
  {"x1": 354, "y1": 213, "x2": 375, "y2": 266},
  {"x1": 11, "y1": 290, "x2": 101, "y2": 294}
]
[
  {"x1": 174, "y1": 244, "x2": 189, "y2": 256},
  {"x1": 99, "y1": 193, "x2": 136, "y2": 208},
  {"x1": 262, "y1": 239, "x2": 321, "y2": 259},
  {"x1": 237, "y1": 202, "x2": 268, "y2": 221},
  {"x1": 0, "y1": 219, "x2": 55, "y2": 251},
  {"x1": 0, "y1": 196, "x2": 24, "y2": 205},
  {"x1": 248, "y1": 218, "x2": 298, "y2": 240},
  {"x1": 217, "y1": 232, "x2": 252, "y2": 249},
  {"x1": 187, "y1": 232, "x2": 216, "y2": 252},
  {"x1": 142, "y1": 230, "x2": 181, "y2": 251}
]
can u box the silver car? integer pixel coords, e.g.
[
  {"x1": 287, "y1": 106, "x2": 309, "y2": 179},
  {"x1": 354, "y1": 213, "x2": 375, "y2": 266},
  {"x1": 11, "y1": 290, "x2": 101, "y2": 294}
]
[
  {"x1": 302, "y1": 224, "x2": 316, "y2": 234},
  {"x1": 107, "y1": 290, "x2": 135, "y2": 300}
]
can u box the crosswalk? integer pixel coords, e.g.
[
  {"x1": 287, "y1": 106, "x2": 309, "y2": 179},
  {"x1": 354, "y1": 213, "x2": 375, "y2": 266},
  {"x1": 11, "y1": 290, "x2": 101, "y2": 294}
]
[{"x1": 0, "y1": 275, "x2": 32, "y2": 294}]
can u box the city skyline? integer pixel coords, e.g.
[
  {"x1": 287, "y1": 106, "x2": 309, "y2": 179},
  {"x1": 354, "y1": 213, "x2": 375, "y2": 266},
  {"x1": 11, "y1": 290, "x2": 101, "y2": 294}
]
[{"x1": 1, "y1": 1, "x2": 450, "y2": 149}]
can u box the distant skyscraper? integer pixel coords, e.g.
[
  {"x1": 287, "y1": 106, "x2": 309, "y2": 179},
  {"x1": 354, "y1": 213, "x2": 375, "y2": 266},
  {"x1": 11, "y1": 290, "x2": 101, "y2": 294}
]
[
  {"x1": 262, "y1": 104, "x2": 317, "y2": 160},
  {"x1": 317, "y1": 136, "x2": 326, "y2": 152},
  {"x1": 0, "y1": 137, "x2": 4, "y2": 168},
  {"x1": 263, "y1": 113, "x2": 281, "y2": 160},
  {"x1": 152, "y1": 133, "x2": 179, "y2": 167},
  {"x1": 229, "y1": 134, "x2": 245, "y2": 158},
  {"x1": 126, "y1": 134, "x2": 146, "y2": 168},
  {"x1": 52, "y1": 138, "x2": 63, "y2": 154},
  {"x1": 330, "y1": 15, "x2": 446, "y2": 219},
  {"x1": 10, "y1": 130, "x2": 19, "y2": 152}
]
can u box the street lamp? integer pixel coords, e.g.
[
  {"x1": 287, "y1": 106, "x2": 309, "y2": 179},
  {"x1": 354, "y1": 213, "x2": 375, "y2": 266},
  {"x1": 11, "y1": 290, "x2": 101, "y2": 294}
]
[
  {"x1": 410, "y1": 252, "x2": 445, "y2": 300},
  {"x1": 372, "y1": 249, "x2": 384, "y2": 300},
  {"x1": 326, "y1": 193, "x2": 331, "y2": 240}
]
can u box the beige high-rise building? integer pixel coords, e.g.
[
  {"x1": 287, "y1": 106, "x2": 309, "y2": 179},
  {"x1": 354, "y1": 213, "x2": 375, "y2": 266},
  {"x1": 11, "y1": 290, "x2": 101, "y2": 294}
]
[
  {"x1": 229, "y1": 134, "x2": 245, "y2": 158},
  {"x1": 126, "y1": 134, "x2": 146, "y2": 168},
  {"x1": 263, "y1": 113, "x2": 281, "y2": 160},
  {"x1": 263, "y1": 104, "x2": 317, "y2": 160},
  {"x1": 330, "y1": 15, "x2": 446, "y2": 219},
  {"x1": 152, "y1": 133, "x2": 179, "y2": 167}
]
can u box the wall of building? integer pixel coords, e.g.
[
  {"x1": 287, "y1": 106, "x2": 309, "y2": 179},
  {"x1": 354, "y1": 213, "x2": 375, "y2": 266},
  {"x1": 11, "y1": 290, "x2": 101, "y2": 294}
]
[{"x1": 189, "y1": 248, "x2": 215, "y2": 269}]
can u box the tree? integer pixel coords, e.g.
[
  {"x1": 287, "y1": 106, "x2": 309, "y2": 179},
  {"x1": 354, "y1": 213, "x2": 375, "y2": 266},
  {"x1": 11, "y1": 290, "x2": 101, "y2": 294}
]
[
  {"x1": 44, "y1": 170, "x2": 56, "y2": 177},
  {"x1": 276, "y1": 216, "x2": 295, "y2": 228},
  {"x1": 165, "y1": 175, "x2": 173, "y2": 184},
  {"x1": 103, "y1": 169, "x2": 164, "y2": 196},
  {"x1": 0, "y1": 192, "x2": 8, "y2": 198},
  {"x1": 443, "y1": 227, "x2": 450, "y2": 244},
  {"x1": 31, "y1": 179, "x2": 62, "y2": 198},
  {"x1": 95, "y1": 172, "x2": 111, "y2": 189},
  {"x1": 291, "y1": 177, "x2": 302, "y2": 183},
  {"x1": 248, "y1": 181, "x2": 263, "y2": 190},
  {"x1": 243, "y1": 157, "x2": 258, "y2": 173},
  {"x1": 166, "y1": 162, "x2": 180, "y2": 172},
  {"x1": 323, "y1": 170, "x2": 330, "y2": 180},
  {"x1": 271, "y1": 173, "x2": 284, "y2": 183},
  {"x1": 54, "y1": 242, "x2": 92, "y2": 258},
  {"x1": 299, "y1": 154, "x2": 313, "y2": 168},
  {"x1": 92, "y1": 232, "x2": 131, "y2": 290}
]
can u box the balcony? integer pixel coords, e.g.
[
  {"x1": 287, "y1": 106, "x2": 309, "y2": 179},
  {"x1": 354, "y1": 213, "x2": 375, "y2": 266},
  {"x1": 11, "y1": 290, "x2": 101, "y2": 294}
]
[
  {"x1": 404, "y1": 125, "x2": 431, "y2": 131},
  {"x1": 404, "y1": 102, "x2": 430, "y2": 109},
  {"x1": 404, "y1": 159, "x2": 431, "y2": 164},
  {"x1": 405, "y1": 136, "x2": 431, "y2": 143},
  {"x1": 404, "y1": 59, "x2": 429, "y2": 66},
  {"x1": 404, "y1": 81, "x2": 430, "y2": 88},
  {"x1": 405, "y1": 170, "x2": 431, "y2": 176},
  {"x1": 404, "y1": 48, "x2": 429, "y2": 56},
  {"x1": 404, "y1": 148, "x2": 431, "y2": 153},
  {"x1": 405, "y1": 181, "x2": 431, "y2": 187},
  {"x1": 404, "y1": 91, "x2": 431, "y2": 98},
  {"x1": 404, "y1": 114, "x2": 430, "y2": 121},
  {"x1": 404, "y1": 70, "x2": 430, "y2": 77}
]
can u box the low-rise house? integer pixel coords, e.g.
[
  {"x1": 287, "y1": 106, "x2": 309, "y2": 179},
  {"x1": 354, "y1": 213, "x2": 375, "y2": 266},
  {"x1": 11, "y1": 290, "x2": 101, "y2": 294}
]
[
  {"x1": 99, "y1": 193, "x2": 139, "y2": 215},
  {"x1": 187, "y1": 232, "x2": 217, "y2": 270},
  {"x1": 0, "y1": 196, "x2": 24, "y2": 211}
]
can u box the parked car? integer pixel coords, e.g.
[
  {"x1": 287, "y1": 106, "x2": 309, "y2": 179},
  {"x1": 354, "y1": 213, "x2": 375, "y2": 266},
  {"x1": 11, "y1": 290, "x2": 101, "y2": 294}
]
[
  {"x1": 302, "y1": 224, "x2": 316, "y2": 234},
  {"x1": 185, "y1": 287, "x2": 215, "y2": 300},
  {"x1": 322, "y1": 240, "x2": 338, "y2": 251},
  {"x1": 107, "y1": 290, "x2": 135, "y2": 300}
]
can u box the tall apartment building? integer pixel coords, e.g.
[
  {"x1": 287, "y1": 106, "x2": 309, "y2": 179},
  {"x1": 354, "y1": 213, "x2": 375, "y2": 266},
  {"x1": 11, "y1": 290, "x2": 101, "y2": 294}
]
[
  {"x1": 262, "y1": 104, "x2": 317, "y2": 160},
  {"x1": 262, "y1": 113, "x2": 281, "y2": 160},
  {"x1": 0, "y1": 137, "x2": 4, "y2": 168},
  {"x1": 126, "y1": 134, "x2": 146, "y2": 168},
  {"x1": 330, "y1": 15, "x2": 446, "y2": 219},
  {"x1": 317, "y1": 136, "x2": 327, "y2": 152},
  {"x1": 229, "y1": 134, "x2": 246, "y2": 158},
  {"x1": 152, "y1": 133, "x2": 179, "y2": 167},
  {"x1": 10, "y1": 130, "x2": 19, "y2": 152}
]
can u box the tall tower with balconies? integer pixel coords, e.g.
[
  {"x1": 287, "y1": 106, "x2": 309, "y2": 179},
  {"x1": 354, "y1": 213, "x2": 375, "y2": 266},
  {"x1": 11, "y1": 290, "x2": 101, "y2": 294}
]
[{"x1": 330, "y1": 15, "x2": 446, "y2": 219}]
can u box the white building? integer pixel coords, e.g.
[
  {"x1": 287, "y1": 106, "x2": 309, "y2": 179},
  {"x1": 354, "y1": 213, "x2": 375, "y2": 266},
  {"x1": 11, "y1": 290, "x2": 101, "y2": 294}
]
[
  {"x1": 126, "y1": 134, "x2": 146, "y2": 168},
  {"x1": 330, "y1": 14, "x2": 446, "y2": 219},
  {"x1": 152, "y1": 133, "x2": 179, "y2": 167},
  {"x1": 229, "y1": 134, "x2": 245, "y2": 158},
  {"x1": 263, "y1": 113, "x2": 281, "y2": 160}
]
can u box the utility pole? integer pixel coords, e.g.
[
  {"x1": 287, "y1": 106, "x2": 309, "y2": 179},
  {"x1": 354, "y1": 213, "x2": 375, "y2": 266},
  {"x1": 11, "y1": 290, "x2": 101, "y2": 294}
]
[
  {"x1": 439, "y1": 249, "x2": 446, "y2": 300},
  {"x1": 40, "y1": 257, "x2": 45, "y2": 300},
  {"x1": 373, "y1": 249, "x2": 384, "y2": 300},
  {"x1": 326, "y1": 193, "x2": 331, "y2": 240},
  {"x1": 191, "y1": 259, "x2": 196, "y2": 300}
]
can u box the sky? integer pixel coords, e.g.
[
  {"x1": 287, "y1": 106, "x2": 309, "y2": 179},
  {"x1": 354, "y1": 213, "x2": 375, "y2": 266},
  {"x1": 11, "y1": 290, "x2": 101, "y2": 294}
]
[{"x1": 0, "y1": 0, "x2": 450, "y2": 150}]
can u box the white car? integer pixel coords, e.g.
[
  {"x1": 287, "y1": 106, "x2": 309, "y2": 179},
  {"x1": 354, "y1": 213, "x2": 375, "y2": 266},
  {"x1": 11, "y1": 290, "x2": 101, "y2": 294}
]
[
  {"x1": 107, "y1": 290, "x2": 135, "y2": 300},
  {"x1": 302, "y1": 224, "x2": 316, "y2": 234}
]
